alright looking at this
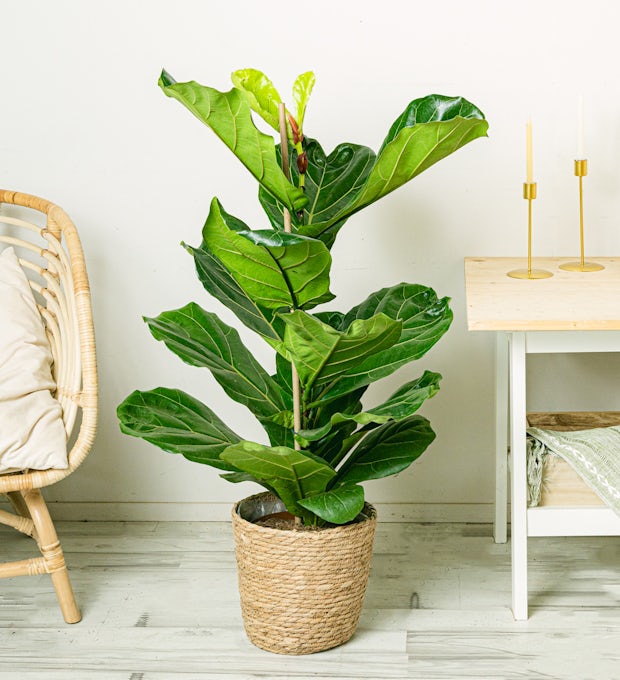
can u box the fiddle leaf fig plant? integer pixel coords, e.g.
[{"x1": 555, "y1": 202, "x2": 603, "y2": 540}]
[{"x1": 117, "y1": 68, "x2": 488, "y2": 526}]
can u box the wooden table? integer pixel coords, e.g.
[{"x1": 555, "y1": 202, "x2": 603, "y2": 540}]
[{"x1": 464, "y1": 257, "x2": 620, "y2": 619}]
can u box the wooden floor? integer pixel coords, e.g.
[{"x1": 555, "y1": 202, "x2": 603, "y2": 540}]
[{"x1": 0, "y1": 520, "x2": 618, "y2": 679}]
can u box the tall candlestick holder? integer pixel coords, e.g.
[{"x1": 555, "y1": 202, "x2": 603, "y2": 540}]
[
  {"x1": 559, "y1": 160, "x2": 604, "y2": 272},
  {"x1": 507, "y1": 182, "x2": 553, "y2": 279}
]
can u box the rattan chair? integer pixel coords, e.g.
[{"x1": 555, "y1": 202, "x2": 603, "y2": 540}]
[{"x1": 0, "y1": 190, "x2": 97, "y2": 623}]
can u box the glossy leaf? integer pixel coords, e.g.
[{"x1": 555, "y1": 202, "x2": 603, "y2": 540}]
[
  {"x1": 277, "y1": 310, "x2": 402, "y2": 393},
  {"x1": 378, "y1": 95, "x2": 486, "y2": 153},
  {"x1": 328, "y1": 95, "x2": 487, "y2": 230},
  {"x1": 259, "y1": 138, "x2": 375, "y2": 247},
  {"x1": 231, "y1": 68, "x2": 282, "y2": 132},
  {"x1": 298, "y1": 371, "x2": 442, "y2": 442},
  {"x1": 220, "y1": 441, "x2": 336, "y2": 520},
  {"x1": 314, "y1": 309, "x2": 346, "y2": 329},
  {"x1": 202, "y1": 198, "x2": 334, "y2": 310},
  {"x1": 186, "y1": 204, "x2": 282, "y2": 341},
  {"x1": 369, "y1": 370, "x2": 442, "y2": 418},
  {"x1": 305, "y1": 387, "x2": 366, "y2": 465},
  {"x1": 117, "y1": 388, "x2": 240, "y2": 470},
  {"x1": 351, "y1": 116, "x2": 487, "y2": 216},
  {"x1": 145, "y1": 303, "x2": 286, "y2": 421},
  {"x1": 239, "y1": 230, "x2": 334, "y2": 307},
  {"x1": 159, "y1": 70, "x2": 306, "y2": 214},
  {"x1": 219, "y1": 471, "x2": 280, "y2": 498},
  {"x1": 298, "y1": 483, "x2": 365, "y2": 525},
  {"x1": 312, "y1": 284, "x2": 452, "y2": 405},
  {"x1": 335, "y1": 415, "x2": 435, "y2": 485},
  {"x1": 260, "y1": 96, "x2": 487, "y2": 242}
]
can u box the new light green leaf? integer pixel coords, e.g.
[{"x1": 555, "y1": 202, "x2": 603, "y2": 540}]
[
  {"x1": 158, "y1": 69, "x2": 306, "y2": 214},
  {"x1": 220, "y1": 441, "x2": 336, "y2": 521},
  {"x1": 202, "y1": 198, "x2": 333, "y2": 311},
  {"x1": 277, "y1": 310, "x2": 402, "y2": 393},
  {"x1": 298, "y1": 483, "x2": 365, "y2": 525},
  {"x1": 145, "y1": 303, "x2": 286, "y2": 421},
  {"x1": 231, "y1": 68, "x2": 282, "y2": 132},
  {"x1": 292, "y1": 71, "x2": 315, "y2": 131},
  {"x1": 336, "y1": 415, "x2": 436, "y2": 485},
  {"x1": 117, "y1": 388, "x2": 240, "y2": 470}
]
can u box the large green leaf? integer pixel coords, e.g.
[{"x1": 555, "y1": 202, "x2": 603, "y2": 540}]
[
  {"x1": 350, "y1": 116, "x2": 487, "y2": 216},
  {"x1": 159, "y1": 70, "x2": 306, "y2": 214},
  {"x1": 298, "y1": 483, "x2": 365, "y2": 525},
  {"x1": 298, "y1": 370, "x2": 442, "y2": 443},
  {"x1": 307, "y1": 387, "x2": 366, "y2": 465},
  {"x1": 220, "y1": 441, "x2": 336, "y2": 521},
  {"x1": 321, "y1": 95, "x2": 487, "y2": 231},
  {"x1": 312, "y1": 284, "x2": 452, "y2": 405},
  {"x1": 335, "y1": 415, "x2": 435, "y2": 485},
  {"x1": 186, "y1": 205, "x2": 282, "y2": 341},
  {"x1": 378, "y1": 95, "x2": 487, "y2": 153},
  {"x1": 145, "y1": 303, "x2": 286, "y2": 421},
  {"x1": 368, "y1": 370, "x2": 442, "y2": 419},
  {"x1": 117, "y1": 388, "x2": 240, "y2": 470},
  {"x1": 231, "y1": 68, "x2": 282, "y2": 132},
  {"x1": 259, "y1": 138, "x2": 375, "y2": 247},
  {"x1": 202, "y1": 198, "x2": 333, "y2": 310},
  {"x1": 277, "y1": 310, "x2": 402, "y2": 393},
  {"x1": 260, "y1": 96, "x2": 487, "y2": 242}
]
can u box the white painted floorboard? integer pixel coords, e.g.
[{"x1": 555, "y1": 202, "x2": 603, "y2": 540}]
[{"x1": 0, "y1": 521, "x2": 618, "y2": 679}]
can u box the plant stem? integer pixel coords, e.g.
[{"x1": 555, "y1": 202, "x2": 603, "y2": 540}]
[
  {"x1": 279, "y1": 103, "x2": 304, "y2": 527},
  {"x1": 278, "y1": 105, "x2": 303, "y2": 443}
]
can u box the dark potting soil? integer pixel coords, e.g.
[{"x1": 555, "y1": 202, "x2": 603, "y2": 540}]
[{"x1": 255, "y1": 512, "x2": 324, "y2": 531}]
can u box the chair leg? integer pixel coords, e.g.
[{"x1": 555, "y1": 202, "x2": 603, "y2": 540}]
[
  {"x1": 21, "y1": 489, "x2": 81, "y2": 624},
  {"x1": 6, "y1": 491, "x2": 32, "y2": 521}
]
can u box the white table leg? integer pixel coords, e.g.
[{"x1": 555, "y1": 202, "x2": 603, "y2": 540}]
[
  {"x1": 509, "y1": 332, "x2": 528, "y2": 619},
  {"x1": 494, "y1": 332, "x2": 509, "y2": 543}
]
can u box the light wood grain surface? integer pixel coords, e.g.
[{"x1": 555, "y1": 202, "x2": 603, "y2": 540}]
[
  {"x1": 464, "y1": 257, "x2": 620, "y2": 331},
  {"x1": 0, "y1": 520, "x2": 618, "y2": 679}
]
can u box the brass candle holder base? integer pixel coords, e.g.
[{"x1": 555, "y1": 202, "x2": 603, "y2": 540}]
[
  {"x1": 560, "y1": 159, "x2": 604, "y2": 273},
  {"x1": 507, "y1": 268, "x2": 553, "y2": 279},
  {"x1": 559, "y1": 261, "x2": 604, "y2": 273},
  {"x1": 507, "y1": 182, "x2": 553, "y2": 280}
]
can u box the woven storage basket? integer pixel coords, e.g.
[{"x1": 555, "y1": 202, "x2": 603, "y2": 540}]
[
  {"x1": 528, "y1": 411, "x2": 620, "y2": 506},
  {"x1": 232, "y1": 492, "x2": 377, "y2": 655}
]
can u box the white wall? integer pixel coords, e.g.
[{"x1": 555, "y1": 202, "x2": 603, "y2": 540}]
[{"x1": 3, "y1": 0, "x2": 620, "y2": 520}]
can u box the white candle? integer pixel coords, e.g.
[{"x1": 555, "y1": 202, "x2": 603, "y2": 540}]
[
  {"x1": 577, "y1": 95, "x2": 585, "y2": 159},
  {"x1": 526, "y1": 119, "x2": 533, "y2": 183}
]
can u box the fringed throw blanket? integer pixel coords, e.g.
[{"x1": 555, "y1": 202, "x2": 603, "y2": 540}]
[{"x1": 526, "y1": 426, "x2": 620, "y2": 517}]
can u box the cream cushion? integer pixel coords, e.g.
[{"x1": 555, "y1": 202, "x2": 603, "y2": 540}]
[{"x1": 0, "y1": 247, "x2": 67, "y2": 472}]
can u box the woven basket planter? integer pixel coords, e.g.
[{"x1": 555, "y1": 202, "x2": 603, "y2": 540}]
[{"x1": 231, "y1": 492, "x2": 377, "y2": 655}]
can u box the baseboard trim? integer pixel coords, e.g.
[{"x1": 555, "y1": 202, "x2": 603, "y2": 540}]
[{"x1": 16, "y1": 501, "x2": 496, "y2": 523}]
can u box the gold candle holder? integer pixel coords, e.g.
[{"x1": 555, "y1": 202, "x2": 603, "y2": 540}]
[
  {"x1": 508, "y1": 183, "x2": 553, "y2": 279},
  {"x1": 560, "y1": 160, "x2": 604, "y2": 272}
]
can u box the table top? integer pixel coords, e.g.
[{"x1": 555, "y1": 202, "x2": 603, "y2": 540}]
[{"x1": 464, "y1": 257, "x2": 620, "y2": 331}]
